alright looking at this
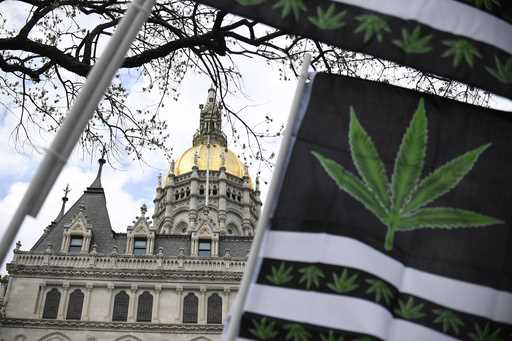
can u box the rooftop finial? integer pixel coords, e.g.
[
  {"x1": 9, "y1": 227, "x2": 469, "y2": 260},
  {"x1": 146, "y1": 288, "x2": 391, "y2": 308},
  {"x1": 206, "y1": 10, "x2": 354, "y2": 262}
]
[
  {"x1": 89, "y1": 147, "x2": 106, "y2": 189},
  {"x1": 140, "y1": 203, "x2": 147, "y2": 216},
  {"x1": 55, "y1": 184, "x2": 71, "y2": 221}
]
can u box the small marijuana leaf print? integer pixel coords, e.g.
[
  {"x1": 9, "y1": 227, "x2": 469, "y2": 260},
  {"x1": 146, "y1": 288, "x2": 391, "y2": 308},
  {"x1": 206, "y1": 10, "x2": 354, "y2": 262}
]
[
  {"x1": 442, "y1": 39, "x2": 482, "y2": 67},
  {"x1": 308, "y1": 4, "x2": 346, "y2": 30},
  {"x1": 266, "y1": 262, "x2": 294, "y2": 285},
  {"x1": 236, "y1": 0, "x2": 266, "y2": 5},
  {"x1": 327, "y1": 269, "x2": 359, "y2": 294},
  {"x1": 393, "y1": 26, "x2": 433, "y2": 54},
  {"x1": 250, "y1": 317, "x2": 279, "y2": 340},
  {"x1": 320, "y1": 330, "x2": 344, "y2": 341},
  {"x1": 312, "y1": 98, "x2": 503, "y2": 251},
  {"x1": 284, "y1": 323, "x2": 312, "y2": 341},
  {"x1": 469, "y1": 322, "x2": 503, "y2": 341},
  {"x1": 486, "y1": 56, "x2": 512, "y2": 84},
  {"x1": 273, "y1": 0, "x2": 306, "y2": 20},
  {"x1": 394, "y1": 297, "x2": 425, "y2": 320},
  {"x1": 433, "y1": 309, "x2": 464, "y2": 335},
  {"x1": 354, "y1": 14, "x2": 391, "y2": 43},
  {"x1": 365, "y1": 279, "x2": 394, "y2": 306},
  {"x1": 298, "y1": 265, "x2": 325, "y2": 289},
  {"x1": 468, "y1": 0, "x2": 500, "y2": 10}
]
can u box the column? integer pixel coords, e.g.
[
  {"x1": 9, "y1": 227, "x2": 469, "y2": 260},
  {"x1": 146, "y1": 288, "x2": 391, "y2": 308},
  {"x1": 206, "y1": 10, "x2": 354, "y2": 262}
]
[
  {"x1": 104, "y1": 283, "x2": 114, "y2": 321},
  {"x1": 199, "y1": 287, "x2": 207, "y2": 324},
  {"x1": 127, "y1": 284, "x2": 137, "y2": 322},
  {"x1": 82, "y1": 283, "x2": 93, "y2": 321},
  {"x1": 35, "y1": 282, "x2": 46, "y2": 317},
  {"x1": 57, "y1": 282, "x2": 70, "y2": 319},
  {"x1": 223, "y1": 287, "x2": 231, "y2": 322},
  {"x1": 152, "y1": 285, "x2": 161, "y2": 323},
  {"x1": 175, "y1": 286, "x2": 183, "y2": 322}
]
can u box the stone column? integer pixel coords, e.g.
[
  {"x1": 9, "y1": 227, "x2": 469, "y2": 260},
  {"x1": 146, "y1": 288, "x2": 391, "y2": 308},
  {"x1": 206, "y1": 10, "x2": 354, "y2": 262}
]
[
  {"x1": 127, "y1": 284, "x2": 137, "y2": 322},
  {"x1": 152, "y1": 285, "x2": 161, "y2": 323},
  {"x1": 104, "y1": 283, "x2": 115, "y2": 321},
  {"x1": 223, "y1": 287, "x2": 231, "y2": 322},
  {"x1": 57, "y1": 282, "x2": 70, "y2": 319},
  {"x1": 175, "y1": 286, "x2": 183, "y2": 322},
  {"x1": 35, "y1": 282, "x2": 46, "y2": 317},
  {"x1": 83, "y1": 283, "x2": 93, "y2": 321},
  {"x1": 199, "y1": 287, "x2": 207, "y2": 324}
]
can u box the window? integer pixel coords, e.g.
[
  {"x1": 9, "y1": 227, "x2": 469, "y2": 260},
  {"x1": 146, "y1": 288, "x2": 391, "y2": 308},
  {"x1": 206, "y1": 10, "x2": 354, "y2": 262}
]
[
  {"x1": 183, "y1": 293, "x2": 198, "y2": 323},
  {"x1": 69, "y1": 236, "x2": 83, "y2": 253},
  {"x1": 42, "y1": 288, "x2": 61, "y2": 319},
  {"x1": 198, "y1": 240, "x2": 211, "y2": 257},
  {"x1": 136, "y1": 291, "x2": 153, "y2": 322},
  {"x1": 112, "y1": 291, "x2": 129, "y2": 321},
  {"x1": 207, "y1": 293, "x2": 222, "y2": 324},
  {"x1": 66, "y1": 289, "x2": 84, "y2": 320},
  {"x1": 133, "y1": 238, "x2": 147, "y2": 255}
]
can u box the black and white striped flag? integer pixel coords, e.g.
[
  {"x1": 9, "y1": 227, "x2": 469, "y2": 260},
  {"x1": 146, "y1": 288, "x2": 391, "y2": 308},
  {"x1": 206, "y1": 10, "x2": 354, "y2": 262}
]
[
  {"x1": 196, "y1": 0, "x2": 512, "y2": 99},
  {"x1": 233, "y1": 73, "x2": 512, "y2": 340}
]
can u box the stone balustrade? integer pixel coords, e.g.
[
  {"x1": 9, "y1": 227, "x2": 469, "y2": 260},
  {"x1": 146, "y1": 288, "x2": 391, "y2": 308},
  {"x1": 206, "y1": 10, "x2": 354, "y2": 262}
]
[{"x1": 12, "y1": 251, "x2": 246, "y2": 272}]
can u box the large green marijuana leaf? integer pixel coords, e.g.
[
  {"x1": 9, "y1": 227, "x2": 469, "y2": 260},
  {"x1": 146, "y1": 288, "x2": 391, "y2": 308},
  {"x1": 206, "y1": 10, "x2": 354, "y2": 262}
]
[
  {"x1": 486, "y1": 56, "x2": 512, "y2": 84},
  {"x1": 284, "y1": 323, "x2": 312, "y2": 341},
  {"x1": 266, "y1": 262, "x2": 294, "y2": 285},
  {"x1": 298, "y1": 265, "x2": 325, "y2": 289},
  {"x1": 320, "y1": 330, "x2": 344, "y2": 341},
  {"x1": 274, "y1": 0, "x2": 306, "y2": 20},
  {"x1": 393, "y1": 26, "x2": 433, "y2": 54},
  {"x1": 354, "y1": 14, "x2": 391, "y2": 43},
  {"x1": 394, "y1": 297, "x2": 425, "y2": 320},
  {"x1": 433, "y1": 308, "x2": 464, "y2": 335},
  {"x1": 327, "y1": 269, "x2": 359, "y2": 293},
  {"x1": 312, "y1": 98, "x2": 503, "y2": 251},
  {"x1": 442, "y1": 39, "x2": 482, "y2": 67},
  {"x1": 250, "y1": 317, "x2": 279, "y2": 340},
  {"x1": 469, "y1": 322, "x2": 503, "y2": 341},
  {"x1": 365, "y1": 279, "x2": 394, "y2": 305},
  {"x1": 308, "y1": 4, "x2": 346, "y2": 30}
]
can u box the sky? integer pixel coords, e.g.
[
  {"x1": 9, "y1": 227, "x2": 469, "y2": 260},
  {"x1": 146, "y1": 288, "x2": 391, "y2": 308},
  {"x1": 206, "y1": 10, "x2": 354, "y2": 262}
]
[{"x1": 1, "y1": 0, "x2": 511, "y2": 273}]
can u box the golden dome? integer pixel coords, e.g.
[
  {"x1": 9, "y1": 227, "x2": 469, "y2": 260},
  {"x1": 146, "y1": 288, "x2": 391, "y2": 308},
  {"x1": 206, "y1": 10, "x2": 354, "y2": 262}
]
[{"x1": 171, "y1": 144, "x2": 250, "y2": 184}]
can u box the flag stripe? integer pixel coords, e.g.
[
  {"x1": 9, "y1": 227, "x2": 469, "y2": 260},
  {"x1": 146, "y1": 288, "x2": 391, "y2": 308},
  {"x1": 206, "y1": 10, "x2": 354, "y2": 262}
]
[
  {"x1": 245, "y1": 284, "x2": 459, "y2": 341},
  {"x1": 257, "y1": 257, "x2": 512, "y2": 338},
  {"x1": 261, "y1": 230, "x2": 512, "y2": 324},
  {"x1": 330, "y1": 0, "x2": 512, "y2": 54}
]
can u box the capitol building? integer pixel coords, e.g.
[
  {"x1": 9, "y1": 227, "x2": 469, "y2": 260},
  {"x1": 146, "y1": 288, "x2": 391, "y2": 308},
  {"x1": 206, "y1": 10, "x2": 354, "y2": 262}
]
[{"x1": 0, "y1": 87, "x2": 261, "y2": 341}]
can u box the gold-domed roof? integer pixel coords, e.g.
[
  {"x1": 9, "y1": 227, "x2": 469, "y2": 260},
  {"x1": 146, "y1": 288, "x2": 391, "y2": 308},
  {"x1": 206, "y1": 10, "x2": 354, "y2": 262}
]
[{"x1": 172, "y1": 144, "x2": 250, "y2": 182}]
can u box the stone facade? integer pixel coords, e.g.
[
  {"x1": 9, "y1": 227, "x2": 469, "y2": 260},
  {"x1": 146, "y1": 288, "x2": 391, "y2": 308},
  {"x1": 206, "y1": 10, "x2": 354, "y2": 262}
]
[{"x1": 0, "y1": 88, "x2": 261, "y2": 341}]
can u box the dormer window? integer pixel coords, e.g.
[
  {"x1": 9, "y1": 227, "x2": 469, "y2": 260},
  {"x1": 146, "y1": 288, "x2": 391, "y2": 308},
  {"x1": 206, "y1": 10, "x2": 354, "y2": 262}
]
[
  {"x1": 69, "y1": 236, "x2": 83, "y2": 253},
  {"x1": 133, "y1": 238, "x2": 147, "y2": 256},
  {"x1": 198, "y1": 240, "x2": 211, "y2": 257}
]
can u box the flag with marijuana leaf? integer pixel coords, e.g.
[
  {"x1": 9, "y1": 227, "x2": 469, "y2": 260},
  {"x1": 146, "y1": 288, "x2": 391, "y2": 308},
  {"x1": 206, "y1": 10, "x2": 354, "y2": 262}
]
[
  {"x1": 233, "y1": 73, "x2": 512, "y2": 340},
  {"x1": 196, "y1": 0, "x2": 512, "y2": 99}
]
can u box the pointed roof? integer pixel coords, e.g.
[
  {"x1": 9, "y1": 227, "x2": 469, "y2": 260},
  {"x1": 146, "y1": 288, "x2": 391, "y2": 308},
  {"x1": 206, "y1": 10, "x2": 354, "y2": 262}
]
[{"x1": 31, "y1": 156, "x2": 115, "y2": 253}]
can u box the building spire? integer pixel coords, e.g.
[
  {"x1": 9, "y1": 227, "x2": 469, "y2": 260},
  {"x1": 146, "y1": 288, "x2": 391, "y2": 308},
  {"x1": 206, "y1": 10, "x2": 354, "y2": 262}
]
[
  {"x1": 193, "y1": 86, "x2": 227, "y2": 147},
  {"x1": 89, "y1": 148, "x2": 106, "y2": 189},
  {"x1": 56, "y1": 184, "x2": 71, "y2": 221}
]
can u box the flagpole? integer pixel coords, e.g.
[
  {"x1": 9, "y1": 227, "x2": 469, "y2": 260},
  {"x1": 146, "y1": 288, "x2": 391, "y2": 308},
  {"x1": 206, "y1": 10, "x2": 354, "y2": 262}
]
[
  {"x1": 0, "y1": 0, "x2": 156, "y2": 266},
  {"x1": 223, "y1": 53, "x2": 312, "y2": 340}
]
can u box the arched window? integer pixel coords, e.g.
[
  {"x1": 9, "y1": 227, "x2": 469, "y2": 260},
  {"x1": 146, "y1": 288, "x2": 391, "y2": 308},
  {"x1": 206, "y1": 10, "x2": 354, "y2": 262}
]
[
  {"x1": 183, "y1": 293, "x2": 198, "y2": 323},
  {"x1": 207, "y1": 293, "x2": 222, "y2": 324},
  {"x1": 199, "y1": 185, "x2": 205, "y2": 195},
  {"x1": 66, "y1": 289, "x2": 84, "y2": 320},
  {"x1": 136, "y1": 291, "x2": 153, "y2": 322},
  {"x1": 42, "y1": 288, "x2": 61, "y2": 319},
  {"x1": 112, "y1": 291, "x2": 129, "y2": 321}
]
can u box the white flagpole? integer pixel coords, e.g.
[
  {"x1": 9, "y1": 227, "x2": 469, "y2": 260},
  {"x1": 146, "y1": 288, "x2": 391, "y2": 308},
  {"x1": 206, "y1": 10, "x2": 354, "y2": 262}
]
[
  {"x1": 0, "y1": 0, "x2": 156, "y2": 266},
  {"x1": 223, "y1": 53, "x2": 312, "y2": 340}
]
